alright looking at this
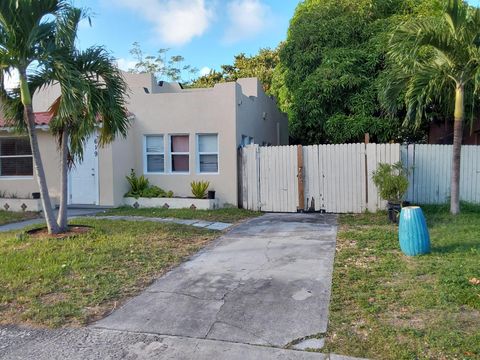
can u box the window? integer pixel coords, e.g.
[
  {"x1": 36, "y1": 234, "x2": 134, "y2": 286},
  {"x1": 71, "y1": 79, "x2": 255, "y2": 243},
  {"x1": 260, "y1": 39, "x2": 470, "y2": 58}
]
[
  {"x1": 197, "y1": 134, "x2": 218, "y2": 173},
  {"x1": 0, "y1": 137, "x2": 33, "y2": 177},
  {"x1": 170, "y1": 135, "x2": 189, "y2": 173},
  {"x1": 240, "y1": 135, "x2": 254, "y2": 147},
  {"x1": 145, "y1": 135, "x2": 165, "y2": 173}
]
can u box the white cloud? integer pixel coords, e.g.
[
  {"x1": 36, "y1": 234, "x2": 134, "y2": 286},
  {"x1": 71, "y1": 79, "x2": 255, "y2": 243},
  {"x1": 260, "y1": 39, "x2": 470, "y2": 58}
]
[
  {"x1": 3, "y1": 70, "x2": 19, "y2": 90},
  {"x1": 224, "y1": 0, "x2": 270, "y2": 44},
  {"x1": 200, "y1": 66, "x2": 211, "y2": 76},
  {"x1": 116, "y1": 58, "x2": 138, "y2": 72},
  {"x1": 112, "y1": 0, "x2": 213, "y2": 46}
]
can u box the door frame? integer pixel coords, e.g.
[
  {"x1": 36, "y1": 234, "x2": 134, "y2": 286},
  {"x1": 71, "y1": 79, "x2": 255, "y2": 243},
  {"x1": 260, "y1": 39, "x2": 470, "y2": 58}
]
[{"x1": 68, "y1": 135, "x2": 100, "y2": 205}]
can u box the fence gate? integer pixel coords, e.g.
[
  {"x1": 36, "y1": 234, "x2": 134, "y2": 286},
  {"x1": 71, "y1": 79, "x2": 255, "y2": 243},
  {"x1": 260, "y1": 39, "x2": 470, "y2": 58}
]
[{"x1": 239, "y1": 143, "x2": 401, "y2": 213}]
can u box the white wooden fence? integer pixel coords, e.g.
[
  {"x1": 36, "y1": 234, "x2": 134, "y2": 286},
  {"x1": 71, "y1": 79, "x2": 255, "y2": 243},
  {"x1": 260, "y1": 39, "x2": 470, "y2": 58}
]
[
  {"x1": 239, "y1": 143, "x2": 480, "y2": 213},
  {"x1": 402, "y1": 145, "x2": 480, "y2": 204},
  {"x1": 239, "y1": 143, "x2": 400, "y2": 213}
]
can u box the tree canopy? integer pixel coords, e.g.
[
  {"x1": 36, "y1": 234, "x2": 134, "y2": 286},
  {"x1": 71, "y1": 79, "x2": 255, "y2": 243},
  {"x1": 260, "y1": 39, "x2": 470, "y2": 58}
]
[
  {"x1": 278, "y1": 0, "x2": 442, "y2": 144},
  {"x1": 189, "y1": 48, "x2": 279, "y2": 94}
]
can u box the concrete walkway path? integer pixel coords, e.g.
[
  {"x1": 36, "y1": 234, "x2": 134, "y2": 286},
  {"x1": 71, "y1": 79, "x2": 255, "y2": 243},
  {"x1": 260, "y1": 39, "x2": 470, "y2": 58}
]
[
  {"x1": 0, "y1": 208, "x2": 103, "y2": 232},
  {"x1": 0, "y1": 213, "x2": 233, "y2": 233},
  {"x1": 91, "y1": 215, "x2": 233, "y2": 231},
  {"x1": 0, "y1": 213, "x2": 360, "y2": 359}
]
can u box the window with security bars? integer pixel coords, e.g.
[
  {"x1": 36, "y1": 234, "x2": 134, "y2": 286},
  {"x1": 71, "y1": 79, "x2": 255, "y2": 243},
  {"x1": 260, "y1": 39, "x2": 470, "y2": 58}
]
[
  {"x1": 145, "y1": 135, "x2": 165, "y2": 173},
  {"x1": 197, "y1": 134, "x2": 218, "y2": 173},
  {"x1": 0, "y1": 137, "x2": 33, "y2": 176}
]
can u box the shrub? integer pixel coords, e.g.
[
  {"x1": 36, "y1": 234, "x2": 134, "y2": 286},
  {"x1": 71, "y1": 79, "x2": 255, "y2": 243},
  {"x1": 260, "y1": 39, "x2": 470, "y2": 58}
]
[
  {"x1": 191, "y1": 181, "x2": 210, "y2": 199},
  {"x1": 371, "y1": 162, "x2": 409, "y2": 204},
  {"x1": 125, "y1": 169, "x2": 149, "y2": 198},
  {"x1": 125, "y1": 169, "x2": 173, "y2": 198}
]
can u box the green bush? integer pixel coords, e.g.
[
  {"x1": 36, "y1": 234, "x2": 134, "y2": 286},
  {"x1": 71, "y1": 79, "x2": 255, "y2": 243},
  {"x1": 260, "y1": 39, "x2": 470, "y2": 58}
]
[
  {"x1": 191, "y1": 181, "x2": 210, "y2": 199},
  {"x1": 125, "y1": 169, "x2": 174, "y2": 199},
  {"x1": 125, "y1": 169, "x2": 149, "y2": 197},
  {"x1": 371, "y1": 162, "x2": 409, "y2": 204}
]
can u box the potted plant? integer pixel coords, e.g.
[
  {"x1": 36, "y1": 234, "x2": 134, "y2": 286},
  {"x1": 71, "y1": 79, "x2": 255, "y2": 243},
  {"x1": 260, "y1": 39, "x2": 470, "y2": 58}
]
[{"x1": 372, "y1": 162, "x2": 409, "y2": 223}]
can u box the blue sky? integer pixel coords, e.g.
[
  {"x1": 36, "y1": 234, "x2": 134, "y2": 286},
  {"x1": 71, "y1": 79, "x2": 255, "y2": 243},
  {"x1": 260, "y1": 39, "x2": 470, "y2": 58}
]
[{"x1": 73, "y1": 0, "x2": 300, "y2": 80}]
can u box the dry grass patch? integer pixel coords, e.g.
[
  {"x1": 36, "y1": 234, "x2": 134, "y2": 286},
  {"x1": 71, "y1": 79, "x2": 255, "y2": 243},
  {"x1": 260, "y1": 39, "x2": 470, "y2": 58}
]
[{"x1": 0, "y1": 219, "x2": 218, "y2": 328}]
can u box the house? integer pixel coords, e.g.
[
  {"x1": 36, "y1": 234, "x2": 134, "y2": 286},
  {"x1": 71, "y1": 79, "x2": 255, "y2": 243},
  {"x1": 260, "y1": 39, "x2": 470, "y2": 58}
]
[
  {"x1": 428, "y1": 118, "x2": 480, "y2": 144},
  {"x1": 0, "y1": 73, "x2": 289, "y2": 208}
]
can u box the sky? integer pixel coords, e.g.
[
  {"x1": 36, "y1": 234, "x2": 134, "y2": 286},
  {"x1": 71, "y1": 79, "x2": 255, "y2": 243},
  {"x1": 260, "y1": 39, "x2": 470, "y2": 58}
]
[
  {"x1": 4, "y1": 0, "x2": 480, "y2": 88},
  {"x1": 72, "y1": 0, "x2": 300, "y2": 80}
]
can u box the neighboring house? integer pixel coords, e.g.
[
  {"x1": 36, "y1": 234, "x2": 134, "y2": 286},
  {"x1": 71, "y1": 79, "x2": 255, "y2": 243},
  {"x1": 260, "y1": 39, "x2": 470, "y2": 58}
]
[
  {"x1": 0, "y1": 73, "x2": 289, "y2": 207},
  {"x1": 428, "y1": 118, "x2": 480, "y2": 144}
]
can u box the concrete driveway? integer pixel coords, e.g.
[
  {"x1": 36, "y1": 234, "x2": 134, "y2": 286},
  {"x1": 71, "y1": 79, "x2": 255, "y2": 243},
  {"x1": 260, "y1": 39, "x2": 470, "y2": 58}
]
[{"x1": 1, "y1": 213, "x2": 348, "y2": 359}]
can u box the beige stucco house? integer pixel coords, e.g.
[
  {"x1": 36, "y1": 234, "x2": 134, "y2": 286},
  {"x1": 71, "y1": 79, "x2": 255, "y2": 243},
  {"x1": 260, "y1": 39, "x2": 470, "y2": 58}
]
[{"x1": 0, "y1": 73, "x2": 288, "y2": 208}]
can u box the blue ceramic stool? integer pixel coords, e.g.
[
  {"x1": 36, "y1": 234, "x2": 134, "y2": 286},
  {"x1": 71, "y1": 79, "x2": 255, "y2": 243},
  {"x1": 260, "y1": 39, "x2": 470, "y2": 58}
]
[{"x1": 398, "y1": 206, "x2": 431, "y2": 256}]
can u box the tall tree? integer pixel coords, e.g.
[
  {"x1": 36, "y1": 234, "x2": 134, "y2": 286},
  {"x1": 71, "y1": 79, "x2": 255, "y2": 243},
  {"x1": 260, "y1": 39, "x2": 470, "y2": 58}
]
[
  {"x1": 0, "y1": 2, "x2": 130, "y2": 233},
  {"x1": 383, "y1": 0, "x2": 480, "y2": 214},
  {"x1": 0, "y1": 0, "x2": 73, "y2": 233},
  {"x1": 278, "y1": 0, "x2": 439, "y2": 144},
  {"x1": 189, "y1": 48, "x2": 280, "y2": 94},
  {"x1": 45, "y1": 8, "x2": 129, "y2": 231},
  {"x1": 128, "y1": 42, "x2": 198, "y2": 83}
]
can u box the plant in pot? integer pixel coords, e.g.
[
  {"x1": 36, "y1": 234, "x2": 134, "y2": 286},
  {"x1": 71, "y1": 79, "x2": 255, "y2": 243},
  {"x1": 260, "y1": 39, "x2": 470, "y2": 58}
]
[{"x1": 372, "y1": 162, "x2": 409, "y2": 223}]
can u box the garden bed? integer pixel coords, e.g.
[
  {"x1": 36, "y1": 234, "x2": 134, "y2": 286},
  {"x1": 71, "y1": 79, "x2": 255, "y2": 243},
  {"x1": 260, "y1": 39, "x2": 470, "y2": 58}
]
[
  {"x1": 124, "y1": 197, "x2": 219, "y2": 210},
  {"x1": 0, "y1": 198, "x2": 46, "y2": 212}
]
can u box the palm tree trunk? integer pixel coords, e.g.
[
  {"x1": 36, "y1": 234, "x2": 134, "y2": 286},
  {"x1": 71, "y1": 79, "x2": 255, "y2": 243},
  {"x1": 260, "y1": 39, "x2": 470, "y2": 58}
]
[
  {"x1": 19, "y1": 69, "x2": 60, "y2": 234},
  {"x1": 450, "y1": 84, "x2": 464, "y2": 215},
  {"x1": 57, "y1": 129, "x2": 69, "y2": 231}
]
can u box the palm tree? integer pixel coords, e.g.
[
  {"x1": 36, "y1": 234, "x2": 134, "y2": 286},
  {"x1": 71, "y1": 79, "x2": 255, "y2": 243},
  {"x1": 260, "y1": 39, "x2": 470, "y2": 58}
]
[
  {"x1": 0, "y1": 0, "x2": 73, "y2": 233},
  {"x1": 36, "y1": 8, "x2": 130, "y2": 231},
  {"x1": 0, "y1": 2, "x2": 130, "y2": 233},
  {"x1": 383, "y1": 0, "x2": 480, "y2": 214}
]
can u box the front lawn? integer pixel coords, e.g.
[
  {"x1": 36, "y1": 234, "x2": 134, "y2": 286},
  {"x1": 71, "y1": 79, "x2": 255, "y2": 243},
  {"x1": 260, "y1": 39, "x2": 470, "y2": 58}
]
[
  {"x1": 324, "y1": 204, "x2": 480, "y2": 359},
  {"x1": 0, "y1": 219, "x2": 217, "y2": 328},
  {"x1": 100, "y1": 207, "x2": 261, "y2": 223},
  {"x1": 0, "y1": 210, "x2": 39, "y2": 225}
]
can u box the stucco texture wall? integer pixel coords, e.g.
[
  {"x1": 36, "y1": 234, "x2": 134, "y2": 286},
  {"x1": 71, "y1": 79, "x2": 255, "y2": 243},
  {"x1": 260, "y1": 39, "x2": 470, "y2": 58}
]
[
  {"x1": 125, "y1": 81, "x2": 239, "y2": 206},
  {"x1": 235, "y1": 78, "x2": 289, "y2": 147}
]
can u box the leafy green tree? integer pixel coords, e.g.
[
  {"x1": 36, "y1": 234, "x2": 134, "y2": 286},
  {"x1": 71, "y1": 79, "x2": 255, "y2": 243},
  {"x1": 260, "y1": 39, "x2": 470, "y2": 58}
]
[
  {"x1": 190, "y1": 48, "x2": 279, "y2": 94},
  {"x1": 128, "y1": 42, "x2": 198, "y2": 83},
  {"x1": 278, "y1": 0, "x2": 439, "y2": 144},
  {"x1": 383, "y1": 0, "x2": 480, "y2": 214}
]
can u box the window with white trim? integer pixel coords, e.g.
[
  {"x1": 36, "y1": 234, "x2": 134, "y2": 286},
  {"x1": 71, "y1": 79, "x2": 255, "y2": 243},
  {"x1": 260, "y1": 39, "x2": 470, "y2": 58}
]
[
  {"x1": 170, "y1": 135, "x2": 189, "y2": 173},
  {"x1": 197, "y1": 134, "x2": 218, "y2": 173},
  {"x1": 145, "y1": 135, "x2": 165, "y2": 173},
  {"x1": 0, "y1": 137, "x2": 33, "y2": 177}
]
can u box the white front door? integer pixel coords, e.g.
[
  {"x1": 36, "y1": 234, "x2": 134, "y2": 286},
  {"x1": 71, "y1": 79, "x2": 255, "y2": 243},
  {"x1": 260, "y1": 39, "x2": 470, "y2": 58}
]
[{"x1": 69, "y1": 135, "x2": 99, "y2": 205}]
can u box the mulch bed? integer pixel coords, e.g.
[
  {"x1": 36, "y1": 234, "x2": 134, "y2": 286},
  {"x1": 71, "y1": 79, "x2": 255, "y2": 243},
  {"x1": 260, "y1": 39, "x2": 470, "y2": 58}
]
[{"x1": 27, "y1": 226, "x2": 93, "y2": 240}]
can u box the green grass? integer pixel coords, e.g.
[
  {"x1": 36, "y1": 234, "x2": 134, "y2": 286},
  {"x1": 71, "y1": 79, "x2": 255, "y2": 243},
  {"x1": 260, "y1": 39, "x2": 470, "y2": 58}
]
[
  {"x1": 0, "y1": 219, "x2": 218, "y2": 327},
  {"x1": 0, "y1": 210, "x2": 39, "y2": 225},
  {"x1": 100, "y1": 207, "x2": 261, "y2": 223},
  {"x1": 324, "y1": 204, "x2": 480, "y2": 360}
]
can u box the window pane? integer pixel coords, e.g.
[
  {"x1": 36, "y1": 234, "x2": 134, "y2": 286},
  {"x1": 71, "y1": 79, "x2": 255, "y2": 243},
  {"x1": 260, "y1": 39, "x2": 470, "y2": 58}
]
[
  {"x1": 0, "y1": 157, "x2": 33, "y2": 176},
  {"x1": 200, "y1": 154, "x2": 218, "y2": 173},
  {"x1": 1, "y1": 138, "x2": 32, "y2": 156},
  {"x1": 171, "y1": 135, "x2": 189, "y2": 152},
  {"x1": 198, "y1": 134, "x2": 218, "y2": 153},
  {"x1": 147, "y1": 154, "x2": 164, "y2": 173},
  {"x1": 146, "y1": 136, "x2": 164, "y2": 153},
  {"x1": 172, "y1": 154, "x2": 189, "y2": 172}
]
